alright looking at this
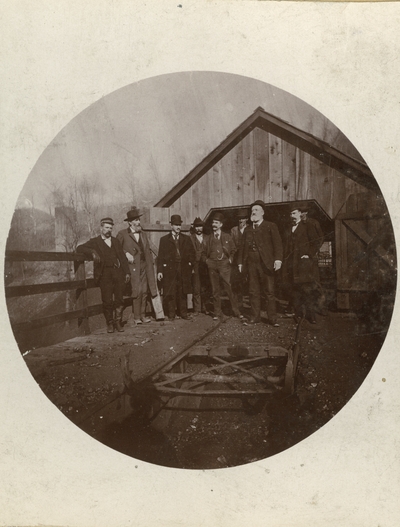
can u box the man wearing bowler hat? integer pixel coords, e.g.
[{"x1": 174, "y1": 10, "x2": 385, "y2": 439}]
[
  {"x1": 202, "y1": 211, "x2": 240, "y2": 320},
  {"x1": 281, "y1": 203, "x2": 324, "y2": 324},
  {"x1": 238, "y1": 200, "x2": 283, "y2": 326},
  {"x1": 77, "y1": 217, "x2": 130, "y2": 333},
  {"x1": 190, "y1": 217, "x2": 210, "y2": 315},
  {"x1": 230, "y1": 208, "x2": 249, "y2": 318},
  {"x1": 117, "y1": 207, "x2": 158, "y2": 325},
  {"x1": 157, "y1": 214, "x2": 196, "y2": 320}
]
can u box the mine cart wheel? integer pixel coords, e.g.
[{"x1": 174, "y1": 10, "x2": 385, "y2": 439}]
[{"x1": 242, "y1": 394, "x2": 268, "y2": 415}]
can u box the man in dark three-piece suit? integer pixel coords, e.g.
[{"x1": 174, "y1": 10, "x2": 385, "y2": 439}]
[
  {"x1": 117, "y1": 207, "x2": 157, "y2": 325},
  {"x1": 281, "y1": 203, "x2": 324, "y2": 323},
  {"x1": 230, "y1": 208, "x2": 249, "y2": 317},
  {"x1": 202, "y1": 211, "x2": 240, "y2": 320},
  {"x1": 157, "y1": 214, "x2": 195, "y2": 320},
  {"x1": 77, "y1": 217, "x2": 130, "y2": 333},
  {"x1": 190, "y1": 217, "x2": 210, "y2": 315},
  {"x1": 238, "y1": 200, "x2": 283, "y2": 326}
]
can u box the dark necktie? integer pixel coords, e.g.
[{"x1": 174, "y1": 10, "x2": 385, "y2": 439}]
[
  {"x1": 173, "y1": 235, "x2": 180, "y2": 255},
  {"x1": 215, "y1": 233, "x2": 220, "y2": 240}
]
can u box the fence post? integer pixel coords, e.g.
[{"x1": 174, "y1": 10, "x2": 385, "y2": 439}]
[{"x1": 75, "y1": 258, "x2": 90, "y2": 335}]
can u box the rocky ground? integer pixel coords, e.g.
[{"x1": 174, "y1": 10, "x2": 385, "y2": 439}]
[{"x1": 23, "y1": 301, "x2": 387, "y2": 469}]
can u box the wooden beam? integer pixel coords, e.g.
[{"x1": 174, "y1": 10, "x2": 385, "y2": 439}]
[
  {"x1": 157, "y1": 373, "x2": 260, "y2": 384},
  {"x1": 187, "y1": 344, "x2": 288, "y2": 358},
  {"x1": 11, "y1": 303, "x2": 104, "y2": 332},
  {"x1": 5, "y1": 250, "x2": 88, "y2": 262},
  {"x1": 5, "y1": 278, "x2": 96, "y2": 298},
  {"x1": 343, "y1": 220, "x2": 396, "y2": 270},
  {"x1": 153, "y1": 386, "x2": 275, "y2": 396}
]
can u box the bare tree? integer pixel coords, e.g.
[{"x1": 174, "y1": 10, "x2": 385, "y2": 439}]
[{"x1": 78, "y1": 175, "x2": 103, "y2": 238}]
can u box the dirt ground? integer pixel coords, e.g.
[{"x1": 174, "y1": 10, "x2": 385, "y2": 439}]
[{"x1": 23, "y1": 298, "x2": 388, "y2": 469}]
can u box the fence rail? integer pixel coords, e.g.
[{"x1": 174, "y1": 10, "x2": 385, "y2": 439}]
[{"x1": 5, "y1": 250, "x2": 102, "y2": 335}]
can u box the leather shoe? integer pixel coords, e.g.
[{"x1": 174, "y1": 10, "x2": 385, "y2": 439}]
[
  {"x1": 115, "y1": 320, "x2": 124, "y2": 332},
  {"x1": 244, "y1": 318, "x2": 260, "y2": 325},
  {"x1": 140, "y1": 317, "x2": 151, "y2": 324},
  {"x1": 107, "y1": 322, "x2": 114, "y2": 333}
]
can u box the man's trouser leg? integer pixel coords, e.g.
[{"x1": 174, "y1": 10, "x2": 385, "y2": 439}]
[
  {"x1": 218, "y1": 260, "x2": 239, "y2": 316},
  {"x1": 207, "y1": 260, "x2": 222, "y2": 316},
  {"x1": 192, "y1": 263, "x2": 201, "y2": 313},
  {"x1": 247, "y1": 255, "x2": 261, "y2": 320},
  {"x1": 292, "y1": 283, "x2": 306, "y2": 319},
  {"x1": 100, "y1": 268, "x2": 114, "y2": 326},
  {"x1": 231, "y1": 263, "x2": 243, "y2": 310},
  {"x1": 304, "y1": 281, "x2": 319, "y2": 321},
  {"x1": 175, "y1": 265, "x2": 187, "y2": 317},
  {"x1": 200, "y1": 262, "x2": 211, "y2": 313},
  {"x1": 261, "y1": 269, "x2": 277, "y2": 323}
]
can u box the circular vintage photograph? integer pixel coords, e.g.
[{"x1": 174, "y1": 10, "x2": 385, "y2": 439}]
[{"x1": 4, "y1": 71, "x2": 396, "y2": 469}]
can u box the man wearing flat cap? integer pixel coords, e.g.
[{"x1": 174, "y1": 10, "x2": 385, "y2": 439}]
[
  {"x1": 281, "y1": 203, "x2": 324, "y2": 324},
  {"x1": 77, "y1": 217, "x2": 130, "y2": 333},
  {"x1": 157, "y1": 215, "x2": 196, "y2": 320},
  {"x1": 117, "y1": 207, "x2": 158, "y2": 325},
  {"x1": 190, "y1": 217, "x2": 210, "y2": 315},
  {"x1": 238, "y1": 200, "x2": 283, "y2": 326},
  {"x1": 202, "y1": 211, "x2": 240, "y2": 320},
  {"x1": 230, "y1": 208, "x2": 249, "y2": 318}
]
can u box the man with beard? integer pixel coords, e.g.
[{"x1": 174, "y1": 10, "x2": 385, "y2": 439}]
[
  {"x1": 281, "y1": 203, "x2": 323, "y2": 324},
  {"x1": 77, "y1": 218, "x2": 130, "y2": 333},
  {"x1": 202, "y1": 212, "x2": 240, "y2": 321},
  {"x1": 190, "y1": 217, "x2": 210, "y2": 315},
  {"x1": 157, "y1": 215, "x2": 195, "y2": 321},
  {"x1": 238, "y1": 201, "x2": 283, "y2": 327},
  {"x1": 117, "y1": 207, "x2": 158, "y2": 325}
]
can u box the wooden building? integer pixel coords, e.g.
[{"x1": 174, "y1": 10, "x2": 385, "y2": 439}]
[{"x1": 145, "y1": 106, "x2": 396, "y2": 315}]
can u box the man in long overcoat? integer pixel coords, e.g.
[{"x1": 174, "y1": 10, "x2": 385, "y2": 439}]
[
  {"x1": 117, "y1": 207, "x2": 157, "y2": 324},
  {"x1": 281, "y1": 203, "x2": 323, "y2": 323},
  {"x1": 238, "y1": 201, "x2": 283, "y2": 326},
  {"x1": 157, "y1": 214, "x2": 195, "y2": 320},
  {"x1": 202, "y1": 212, "x2": 240, "y2": 320},
  {"x1": 77, "y1": 217, "x2": 130, "y2": 333},
  {"x1": 190, "y1": 217, "x2": 210, "y2": 315}
]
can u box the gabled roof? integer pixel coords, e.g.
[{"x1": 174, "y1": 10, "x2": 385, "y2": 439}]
[{"x1": 155, "y1": 107, "x2": 377, "y2": 208}]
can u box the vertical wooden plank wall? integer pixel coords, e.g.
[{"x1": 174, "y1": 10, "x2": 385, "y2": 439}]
[
  {"x1": 244, "y1": 132, "x2": 255, "y2": 205},
  {"x1": 233, "y1": 137, "x2": 244, "y2": 205},
  {"x1": 282, "y1": 142, "x2": 296, "y2": 203},
  {"x1": 255, "y1": 127, "x2": 268, "y2": 200},
  {"x1": 268, "y1": 135, "x2": 283, "y2": 203},
  {"x1": 154, "y1": 128, "x2": 369, "y2": 224}
]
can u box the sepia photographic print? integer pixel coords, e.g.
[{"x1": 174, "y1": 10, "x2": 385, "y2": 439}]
[{"x1": 1, "y1": 2, "x2": 400, "y2": 527}]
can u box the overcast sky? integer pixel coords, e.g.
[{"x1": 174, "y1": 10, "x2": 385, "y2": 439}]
[{"x1": 18, "y1": 71, "x2": 362, "y2": 212}]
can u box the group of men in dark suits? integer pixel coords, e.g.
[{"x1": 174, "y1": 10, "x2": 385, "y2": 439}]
[
  {"x1": 156, "y1": 199, "x2": 324, "y2": 326},
  {"x1": 77, "y1": 200, "x2": 324, "y2": 332}
]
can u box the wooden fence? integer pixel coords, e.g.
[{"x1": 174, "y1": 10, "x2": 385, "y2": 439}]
[{"x1": 5, "y1": 250, "x2": 102, "y2": 335}]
